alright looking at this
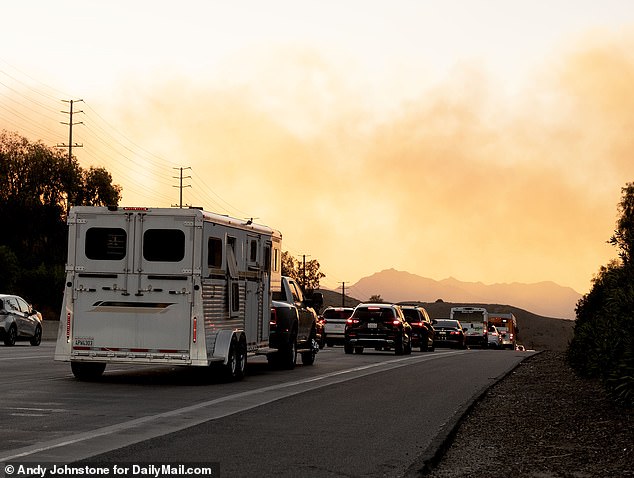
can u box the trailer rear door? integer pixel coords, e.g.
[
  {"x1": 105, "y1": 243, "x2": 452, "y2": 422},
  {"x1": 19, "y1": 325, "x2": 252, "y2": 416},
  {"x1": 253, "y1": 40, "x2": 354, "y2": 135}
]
[{"x1": 71, "y1": 209, "x2": 196, "y2": 353}]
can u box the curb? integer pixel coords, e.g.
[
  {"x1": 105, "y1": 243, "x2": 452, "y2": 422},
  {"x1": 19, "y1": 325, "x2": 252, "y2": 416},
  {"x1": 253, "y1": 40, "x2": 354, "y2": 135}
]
[{"x1": 403, "y1": 350, "x2": 543, "y2": 477}]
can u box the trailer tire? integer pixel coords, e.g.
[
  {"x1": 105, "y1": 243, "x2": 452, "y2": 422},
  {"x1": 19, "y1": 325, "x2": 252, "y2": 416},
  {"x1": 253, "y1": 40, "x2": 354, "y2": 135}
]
[
  {"x1": 223, "y1": 336, "x2": 246, "y2": 381},
  {"x1": 71, "y1": 362, "x2": 106, "y2": 381}
]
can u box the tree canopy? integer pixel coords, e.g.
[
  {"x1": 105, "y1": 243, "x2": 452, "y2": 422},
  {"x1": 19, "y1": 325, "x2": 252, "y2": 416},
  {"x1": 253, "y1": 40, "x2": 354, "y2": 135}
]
[
  {"x1": 0, "y1": 130, "x2": 121, "y2": 317},
  {"x1": 568, "y1": 182, "x2": 634, "y2": 407},
  {"x1": 280, "y1": 251, "x2": 325, "y2": 292}
]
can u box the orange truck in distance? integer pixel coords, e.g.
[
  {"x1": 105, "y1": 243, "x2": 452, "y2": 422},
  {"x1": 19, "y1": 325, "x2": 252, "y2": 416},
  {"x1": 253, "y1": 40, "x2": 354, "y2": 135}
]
[{"x1": 488, "y1": 313, "x2": 519, "y2": 350}]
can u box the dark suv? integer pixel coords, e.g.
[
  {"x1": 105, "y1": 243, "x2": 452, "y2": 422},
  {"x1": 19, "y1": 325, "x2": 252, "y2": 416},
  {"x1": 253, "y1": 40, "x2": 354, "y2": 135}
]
[
  {"x1": 344, "y1": 303, "x2": 412, "y2": 355},
  {"x1": 0, "y1": 294, "x2": 42, "y2": 346},
  {"x1": 401, "y1": 305, "x2": 435, "y2": 352}
]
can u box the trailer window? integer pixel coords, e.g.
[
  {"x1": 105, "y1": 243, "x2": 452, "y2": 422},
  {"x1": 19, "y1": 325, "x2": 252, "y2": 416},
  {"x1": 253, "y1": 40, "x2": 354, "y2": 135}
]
[
  {"x1": 208, "y1": 237, "x2": 222, "y2": 268},
  {"x1": 85, "y1": 228, "x2": 127, "y2": 260},
  {"x1": 249, "y1": 240, "x2": 258, "y2": 263},
  {"x1": 143, "y1": 229, "x2": 185, "y2": 262}
]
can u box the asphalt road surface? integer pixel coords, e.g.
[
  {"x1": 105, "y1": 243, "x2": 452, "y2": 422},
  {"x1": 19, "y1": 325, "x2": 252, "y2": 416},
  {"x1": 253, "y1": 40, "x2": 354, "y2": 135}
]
[{"x1": 1, "y1": 341, "x2": 534, "y2": 477}]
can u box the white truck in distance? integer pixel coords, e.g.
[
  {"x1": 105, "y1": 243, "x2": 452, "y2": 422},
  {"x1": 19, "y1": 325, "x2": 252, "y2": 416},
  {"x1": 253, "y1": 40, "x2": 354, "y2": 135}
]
[
  {"x1": 55, "y1": 206, "x2": 294, "y2": 381},
  {"x1": 450, "y1": 306, "x2": 489, "y2": 349}
]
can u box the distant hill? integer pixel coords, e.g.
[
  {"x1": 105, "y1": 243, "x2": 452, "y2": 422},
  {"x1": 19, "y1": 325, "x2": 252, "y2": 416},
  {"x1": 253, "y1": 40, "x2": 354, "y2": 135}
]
[
  {"x1": 315, "y1": 288, "x2": 574, "y2": 352},
  {"x1": 316, "y1": 269, "x2": 579, "y2": 352},
  {"x1": 348, "y1": 268, "x2": 582, "y2": 319}
]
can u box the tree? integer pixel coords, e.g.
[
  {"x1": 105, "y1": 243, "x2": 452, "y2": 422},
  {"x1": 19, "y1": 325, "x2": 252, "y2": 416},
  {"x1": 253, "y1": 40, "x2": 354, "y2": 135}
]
[
  {"x1": 609, "y1": 182, "x2": 634, "y2": 268},
  {"x1": 0, "y1": 130, "x2": 122, "y2": 317},
  {"x1": 568, "y1": 182, "x2": 634, "y2": 407},
  {"x1": 280, "y1": 251, "x2": 326, "y2": 292},
  {"x1": 368, "y1": 294, "x2": 384, "y2": 303}
]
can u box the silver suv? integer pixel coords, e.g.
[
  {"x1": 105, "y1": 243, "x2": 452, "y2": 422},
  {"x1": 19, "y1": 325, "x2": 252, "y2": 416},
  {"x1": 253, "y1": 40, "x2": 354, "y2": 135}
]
[{"x1": 0, "y1": 294, "x2": 42, "y2": 346}]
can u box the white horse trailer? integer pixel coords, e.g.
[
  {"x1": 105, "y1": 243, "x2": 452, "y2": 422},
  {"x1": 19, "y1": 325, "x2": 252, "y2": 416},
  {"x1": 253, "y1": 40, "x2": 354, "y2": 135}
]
[{"x1": 54, "y1": 206, "x2": 282, "y2": 381}]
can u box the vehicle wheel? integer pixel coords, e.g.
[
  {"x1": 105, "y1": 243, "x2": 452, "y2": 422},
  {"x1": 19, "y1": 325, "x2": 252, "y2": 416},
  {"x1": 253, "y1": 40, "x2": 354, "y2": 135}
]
[
  {"x1": 223, "y1": 336, "x2": 246, "y2": 381},
  {"x1": 4, "y1": 325, "x2": 17, "y2": 346},
  {"x1": 395, "y1": 334, "x2": 404, "y2": 355},
  {"x1": 405, "y1": 339, "x2": 412, "y2": 355},
  {"x1": 30, "y1": 325, "x2": 42, "y2": 346},
  {"x1": 344, "y1": 343, "x2": 353, "y2": 354},
  {"x1": 301, "y1": 329, "x2": 317, "y2": 366},
  {"x1": 282, "y1": 332, "x2": 297, "y2": 370},
  {"x1": 236, "y1": 336, "x2": 247, "y2": 379},
  {"x1": 354, "y1": 347, "x2": 364, "y2": 354},
  {"x1": 71, "y1": 362, "x2": 106, "y2": 381}
]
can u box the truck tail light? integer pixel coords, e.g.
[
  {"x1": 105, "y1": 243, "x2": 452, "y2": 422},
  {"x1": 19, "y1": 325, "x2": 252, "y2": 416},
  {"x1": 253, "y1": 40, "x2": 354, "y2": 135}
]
[
  {"x1": 66, "y1": 312, "x2": 71, "y2": 342},
  {"x1": 270, "y1": 308, "x2": 277, "y2": 327},
  {"x1": 193, "y1": 317, "x2": 197, "y2": 343}
]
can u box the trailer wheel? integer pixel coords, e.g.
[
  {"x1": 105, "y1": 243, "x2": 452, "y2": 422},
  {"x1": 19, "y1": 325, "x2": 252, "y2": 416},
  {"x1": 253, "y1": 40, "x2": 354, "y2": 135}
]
[
  {"x1": 223, "y1": 336, "x2": 246, "y2": 381},
  {"x1": 71, "y1": 362, "x2": 106, "y2": 381}
]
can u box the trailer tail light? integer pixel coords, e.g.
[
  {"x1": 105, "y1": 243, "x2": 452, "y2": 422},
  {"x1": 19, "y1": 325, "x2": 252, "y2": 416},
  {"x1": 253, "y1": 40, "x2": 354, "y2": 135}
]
[
  {"x1": 193, "y1": 317, "x2": 197, "y2": 343},
  {"x1": 66, "y1": 312, "x2": 71, "y2": 342},
  {"x1": 270, "y1": 308, "x2": 277, "y2": 327}
]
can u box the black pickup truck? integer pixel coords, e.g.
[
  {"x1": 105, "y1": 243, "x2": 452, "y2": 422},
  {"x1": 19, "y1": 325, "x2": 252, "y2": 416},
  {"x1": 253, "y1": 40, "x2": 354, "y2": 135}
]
[{"x1": 268, "y1": 276, "x2": 323, "y2": 369}]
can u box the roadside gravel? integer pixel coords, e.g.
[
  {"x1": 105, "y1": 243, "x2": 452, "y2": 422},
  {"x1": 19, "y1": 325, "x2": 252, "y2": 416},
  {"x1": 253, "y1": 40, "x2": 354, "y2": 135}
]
[{"x1": 418, "y1": 351, "x2": 633, "y2": 478}]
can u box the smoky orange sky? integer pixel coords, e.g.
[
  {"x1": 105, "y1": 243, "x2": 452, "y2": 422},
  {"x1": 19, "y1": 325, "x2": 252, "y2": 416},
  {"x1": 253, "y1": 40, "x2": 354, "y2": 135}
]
[
  {"x1": 104, "y1": 36, "x2": 633, "y2": 295},
  {"x1": 2, "y1": 1, "x2": 634, "y2": 296}
]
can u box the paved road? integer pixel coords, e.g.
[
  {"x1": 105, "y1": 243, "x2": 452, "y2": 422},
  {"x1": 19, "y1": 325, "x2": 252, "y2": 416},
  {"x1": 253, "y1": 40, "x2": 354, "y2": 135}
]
[{"x1": 1, "y1": 341, "x2": 534, "y2": 477}]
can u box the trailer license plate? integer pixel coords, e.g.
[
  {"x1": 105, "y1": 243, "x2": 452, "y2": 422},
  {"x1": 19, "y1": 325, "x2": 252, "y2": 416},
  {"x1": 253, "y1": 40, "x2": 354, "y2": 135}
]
[{"x1": 368, "y1": 323, "x2": 378, "y2": 329}]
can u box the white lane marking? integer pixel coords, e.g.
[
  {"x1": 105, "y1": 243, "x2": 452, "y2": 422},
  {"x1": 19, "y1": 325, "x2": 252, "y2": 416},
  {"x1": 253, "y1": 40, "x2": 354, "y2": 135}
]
[{"x1": 0, "y1": 350, "x2": 469, "y2": 462}]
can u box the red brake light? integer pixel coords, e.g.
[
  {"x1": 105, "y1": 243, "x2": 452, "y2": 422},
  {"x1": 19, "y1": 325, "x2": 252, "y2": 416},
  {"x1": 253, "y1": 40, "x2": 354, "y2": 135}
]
[
  {"x1": 270, "y1": 308, "x2": 277, "y2": 326},
  {"x1": 193, "y1": 317, "x2": 197, "y2": 343},
  {"x1": 392, "y1": 319, "x2": 400, "y2": 326},
  {"x1": 346, "y1": 318, "x2": 360, "y2": 324}
]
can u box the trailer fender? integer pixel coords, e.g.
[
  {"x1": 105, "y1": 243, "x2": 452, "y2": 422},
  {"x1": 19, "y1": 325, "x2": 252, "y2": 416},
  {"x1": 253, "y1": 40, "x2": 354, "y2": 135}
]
[{"x1": 213, "y1": 330, "x2": 244, "y2": 365}]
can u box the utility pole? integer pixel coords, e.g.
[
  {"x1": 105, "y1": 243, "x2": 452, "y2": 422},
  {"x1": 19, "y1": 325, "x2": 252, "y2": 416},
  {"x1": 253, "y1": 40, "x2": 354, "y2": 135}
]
[
  {"x1": 57, "y1": 99, "x2": 84, "y2": 212},
  {"x1": 298, "y1": 254, "x2": 311, "y2": 290},
  {"x1": 340, "y1": 281, "x2": 348, "y2": 307},
  {"x1": 172, "y1": 167, "x2": 192, "y2": 208}
]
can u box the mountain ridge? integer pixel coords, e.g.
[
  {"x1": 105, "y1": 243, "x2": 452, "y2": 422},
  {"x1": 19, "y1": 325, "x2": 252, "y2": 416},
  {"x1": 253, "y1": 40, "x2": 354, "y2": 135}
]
[{"x1": 348, "y1": 268, "x2": 581, "y2": 319}]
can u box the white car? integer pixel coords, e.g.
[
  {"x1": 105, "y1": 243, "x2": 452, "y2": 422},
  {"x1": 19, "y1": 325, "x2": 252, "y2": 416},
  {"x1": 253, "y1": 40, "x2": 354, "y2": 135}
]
[
  {"x1": 487, "y1": 325, "x2": 502, "y2": 349},
  {"x1": 321, "y1": 307, "x2": 354, "y2": 346}
]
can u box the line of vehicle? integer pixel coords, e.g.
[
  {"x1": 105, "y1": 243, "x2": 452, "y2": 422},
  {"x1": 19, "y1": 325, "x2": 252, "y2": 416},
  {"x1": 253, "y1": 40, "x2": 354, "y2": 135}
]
[{"x1": 1, "y1": 350, "x2": 467, "y2": 463}]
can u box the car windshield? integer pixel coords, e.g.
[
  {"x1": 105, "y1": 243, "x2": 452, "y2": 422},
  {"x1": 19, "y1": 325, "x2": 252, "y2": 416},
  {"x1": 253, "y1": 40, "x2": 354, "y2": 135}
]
[{"x1": 434, "y1": 319, "x2": 459, "y2": 328}]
